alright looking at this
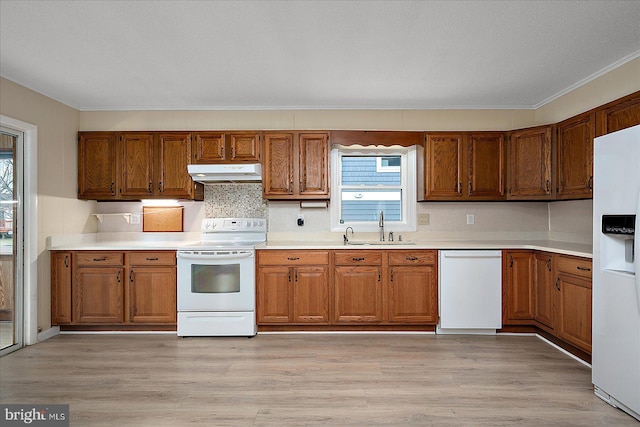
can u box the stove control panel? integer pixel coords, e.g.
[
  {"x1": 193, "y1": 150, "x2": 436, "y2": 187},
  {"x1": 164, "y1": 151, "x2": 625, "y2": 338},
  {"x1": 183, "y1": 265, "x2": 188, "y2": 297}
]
[{"x1": 202, "y1": 218, "x2": 267, "y2": 233}]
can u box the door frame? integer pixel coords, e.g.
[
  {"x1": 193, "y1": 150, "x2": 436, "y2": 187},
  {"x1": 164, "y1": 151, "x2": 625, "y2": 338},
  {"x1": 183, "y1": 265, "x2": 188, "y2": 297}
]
[{"x1": 0, "y1": 115, "x2": 38, "y2": 346}]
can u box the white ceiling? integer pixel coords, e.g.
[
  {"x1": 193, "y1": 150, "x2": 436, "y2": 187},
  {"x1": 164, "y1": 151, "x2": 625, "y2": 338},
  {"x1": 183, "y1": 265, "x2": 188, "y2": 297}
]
[{"x1": 1, "y1": 1, "x2": 639, "y2": 111}]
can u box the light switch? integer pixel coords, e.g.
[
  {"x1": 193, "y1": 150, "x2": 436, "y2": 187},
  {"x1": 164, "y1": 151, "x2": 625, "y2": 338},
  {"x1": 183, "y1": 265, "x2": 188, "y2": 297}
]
[{"x1": 466, "y1": 214, "x2": 475, "y2": 225}]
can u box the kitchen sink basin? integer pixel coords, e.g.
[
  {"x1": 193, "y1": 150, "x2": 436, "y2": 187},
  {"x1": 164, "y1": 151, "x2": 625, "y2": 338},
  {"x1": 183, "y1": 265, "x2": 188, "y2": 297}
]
[{"x1": 346, "y1": 240, "x2": 414, "y2": 246}]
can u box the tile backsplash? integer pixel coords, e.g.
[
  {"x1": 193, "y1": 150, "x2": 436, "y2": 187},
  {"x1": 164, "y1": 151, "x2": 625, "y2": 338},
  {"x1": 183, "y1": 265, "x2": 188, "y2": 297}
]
[{"x1": 204, "y1": 184, "x2": 268, "y2": 218}]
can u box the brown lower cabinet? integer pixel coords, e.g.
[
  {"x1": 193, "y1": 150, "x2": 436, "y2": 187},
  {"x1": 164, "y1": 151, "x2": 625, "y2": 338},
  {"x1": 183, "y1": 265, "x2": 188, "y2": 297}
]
[
  {"x1": 51, "y1": 250, "x2": 177, "y2": 328},
  {"x1": 555, "y1": 255, "x2": 592, "y2": 353},
  {"x1": 503, "y1": 250, "x2": 592, "y2": 355},
  {"x1": 534, "y1": 252, "x2": 555, "y2": 332},
  {"x1": 256, "y1": 250, "x2": 330, "y2": 324},
  {"x1": 256, "y1": 249, "x2": 438, "y2": 326}
]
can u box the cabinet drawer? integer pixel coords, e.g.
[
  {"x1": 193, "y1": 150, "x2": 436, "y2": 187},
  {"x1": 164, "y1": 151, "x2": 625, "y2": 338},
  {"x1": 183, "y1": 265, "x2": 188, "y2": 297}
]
[
  {"x1": 75, "y1": 252, "x2": 124, "y2": 266},
  {"x1": 258, "y1": 250, "x2": 329, "y2": 265},
  {"x1": 334, "y1": 251, "x2": 383, "y2": 265},
  {"x1": 388, "y1": 250, "x2": 437, "y2": 265},
  {"x1": 556, "y1": 255, "x2": 592, "y2": 279},
  {"x1": 128, "y1": 251, "x2": 176, "y2": 266}
]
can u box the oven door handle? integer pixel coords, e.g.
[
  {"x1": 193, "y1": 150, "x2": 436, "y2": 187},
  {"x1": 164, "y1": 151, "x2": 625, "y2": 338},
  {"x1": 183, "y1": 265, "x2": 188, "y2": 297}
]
[{"x1": 177, "y1": 251, "x2": 254, "y2": 260}]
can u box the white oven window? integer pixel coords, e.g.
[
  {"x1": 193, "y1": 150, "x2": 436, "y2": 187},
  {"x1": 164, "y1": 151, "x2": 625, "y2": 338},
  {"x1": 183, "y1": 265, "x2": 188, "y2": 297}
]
[{"x1": 192, "y1": 264, "x2": 240, "y2": 293}]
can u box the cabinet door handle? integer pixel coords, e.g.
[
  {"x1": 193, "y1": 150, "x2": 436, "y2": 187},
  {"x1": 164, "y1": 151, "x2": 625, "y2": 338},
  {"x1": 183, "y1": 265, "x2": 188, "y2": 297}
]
[
  {"x1": 458, "y1": 182, "x2": 462, "y2": 194},
  {"x1": 588, "y1": 176, "x2": 593, "y2": 191},
  {"x1": 220, "y1": 146, "x2": 225, "y2": 158},
  {"x1": 294, "y1": 269, "x2": 298, "y2": 282},
  {"x1": 555, "y1": 277, "x2": 560, "y2": 291},
  {"x1": 509, "y1": 255, "x2": 513, "y2": 268},
  {"x1": 129, "y1": 270, "x2": 133, "y2": 283},
  {"x1": 390, "y1": 268, "x2": 394, "y2": 282},
  {"x1": 158, "y1": 182, "x2": 162, "y2": 192},
  {"x1": 469, "y1": 182, "x2": 473, "y2": 195},
  {"x1": 577, "y1": 266, "x2": 591, "y2": 272},
  {"x1": 148, "y1": 182, "x2": 152, "y2": 193},
  {"x1": 230, "y1": 146, "x2": 234, "y2": 158},
  {"x1": 117, "y1": 271, "x2": 121, "y2": 283},
  {"x1": 289, "y1": 182, "x2": 293, "y2": 193},
  {"x1": 378, "y1": 269, "x2": 381, "y2": 282},
  {"x1": 110, "y1": 182, "x2": 115, "y2": 195},
  {"x1": 146, "y1": 257, "x2": 159, "y2": 261},
  {"x1": 288, "y1": 270, "x2": 291, "y2": 282},
  {"x1": 545, "y1": 180, "x2": 550, "y2": 194},
  {"x1": 287, "y1": 257, "x2": 300, "y2": 261},
  {"x1": 352, "y1": 257, "x2": 365, "y2": 261},
  {"x1": 546, "y1": 258, "x2": 552, "y2": 272},
  {"x1": 64, "y1": 255, "x2": 69, "y2": 268}
]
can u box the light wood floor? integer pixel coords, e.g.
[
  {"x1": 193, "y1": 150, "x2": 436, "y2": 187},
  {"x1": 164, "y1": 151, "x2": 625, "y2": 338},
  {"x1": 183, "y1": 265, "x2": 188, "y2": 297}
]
[{"x1": 0, "y1": 333, "x2": 636, "y2": 426}]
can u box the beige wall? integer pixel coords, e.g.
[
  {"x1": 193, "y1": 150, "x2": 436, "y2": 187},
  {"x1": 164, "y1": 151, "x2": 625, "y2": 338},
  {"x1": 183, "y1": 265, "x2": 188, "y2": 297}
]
[
  {"x1": 0, "y1": 77, "x2": 95, "y2": 333},
  {"x1": 535, "y1": 57, "x2": 640, "y2": 125},
  {"x1": 80, "y1": 109, "x2": 536, "y2": 132}
]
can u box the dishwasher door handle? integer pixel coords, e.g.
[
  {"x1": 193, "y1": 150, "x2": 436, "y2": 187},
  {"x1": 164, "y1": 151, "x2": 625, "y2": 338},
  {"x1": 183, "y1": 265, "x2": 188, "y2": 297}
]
[{"x1": 442, "y1": 252, "x2": 502, "y2": 259}]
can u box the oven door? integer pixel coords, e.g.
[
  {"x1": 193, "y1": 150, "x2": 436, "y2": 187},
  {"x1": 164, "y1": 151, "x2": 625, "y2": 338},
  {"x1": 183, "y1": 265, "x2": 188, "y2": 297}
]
[{"x1": 177, "y1": 250, "x2": 255, "y2": 312}]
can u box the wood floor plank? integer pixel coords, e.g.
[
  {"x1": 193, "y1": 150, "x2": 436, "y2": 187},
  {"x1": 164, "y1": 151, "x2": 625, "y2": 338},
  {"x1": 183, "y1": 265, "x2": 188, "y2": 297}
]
[{"x1": 0, "y1": 334, "x2": 636, "y2": 426}]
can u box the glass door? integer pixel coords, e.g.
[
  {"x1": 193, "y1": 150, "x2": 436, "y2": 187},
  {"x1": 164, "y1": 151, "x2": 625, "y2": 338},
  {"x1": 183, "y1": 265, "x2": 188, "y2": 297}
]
[{"x1": 0, "y1": 128, "x2": 22, "y2": 354}]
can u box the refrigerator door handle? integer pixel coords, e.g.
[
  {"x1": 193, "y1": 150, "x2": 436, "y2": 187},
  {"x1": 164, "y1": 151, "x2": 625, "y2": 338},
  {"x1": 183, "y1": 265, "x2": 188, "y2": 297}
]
[{"x1": 635, "y1": 191, "x2": 640, "y2": 314}]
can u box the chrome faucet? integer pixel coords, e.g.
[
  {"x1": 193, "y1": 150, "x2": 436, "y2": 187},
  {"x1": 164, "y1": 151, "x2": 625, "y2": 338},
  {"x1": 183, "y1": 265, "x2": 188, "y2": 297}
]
[
  {"x1": 379, "y1": 210, "x2": 385, "y2": 242},
  {"x1": 344, "y1": 226, "x2": 354, "y2": 245}
]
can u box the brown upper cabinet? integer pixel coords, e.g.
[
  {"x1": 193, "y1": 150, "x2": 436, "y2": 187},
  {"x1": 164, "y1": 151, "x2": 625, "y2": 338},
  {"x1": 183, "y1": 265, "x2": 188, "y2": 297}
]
[
  {"x1": 77, "y1": 132, "x2": 120, "y2": 199},
  {"x1": 506, "y1": 125, "x2": 553, "y2": 200},
  {"x1": 420, "y1": 132, "x2": 505, "y2": 201},
  {"x1": 191, "y1": 132, "x2": 260, "y2": 164},
  {"x1": 78, "y1": 131, "x2": 203, "y2": 201},
  {"x1": 262, "y1": 131, "x2": 329, "y2": 200},
  {"x1": 467, "y1": 132, "x2": 506, "y2": 200},
  {"x1": 422, "y1": 133, "x2": 464, "y2": 200},
  {"x1": 556, "y1": 112, "x2": 595, "y2": 200},
  {"x1": 595, "y1": 92, "x2": 640, "y2": 136}
]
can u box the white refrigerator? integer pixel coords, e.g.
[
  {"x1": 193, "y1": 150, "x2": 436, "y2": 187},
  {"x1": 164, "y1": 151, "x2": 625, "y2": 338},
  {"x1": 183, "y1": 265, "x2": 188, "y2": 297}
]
[{"x1": 592, "y1": 124, "x2": 640, "y2": 421}]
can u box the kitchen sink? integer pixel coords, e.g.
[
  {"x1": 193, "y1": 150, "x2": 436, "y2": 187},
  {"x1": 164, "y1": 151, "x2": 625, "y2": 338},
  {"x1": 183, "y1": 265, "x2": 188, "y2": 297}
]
[{"x1": 346, "y1": 240, "x2": 414, "y2": 246}]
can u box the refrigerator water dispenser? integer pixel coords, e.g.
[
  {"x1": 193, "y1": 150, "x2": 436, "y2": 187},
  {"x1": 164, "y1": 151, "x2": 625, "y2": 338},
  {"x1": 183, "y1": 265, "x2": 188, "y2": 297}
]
[{"x1": 601, "y1": 215, "x2": 636, "y2": 274}]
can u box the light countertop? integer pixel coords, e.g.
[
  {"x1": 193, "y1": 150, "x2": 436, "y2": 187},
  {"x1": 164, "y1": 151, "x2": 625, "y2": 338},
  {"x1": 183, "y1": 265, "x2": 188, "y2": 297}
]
[
  {"x1": 255, "y1": 239, "x2": 592, "y2": 258},
  {"x1": 47, "y1": 233, "x2": 592, "y2": 258}
]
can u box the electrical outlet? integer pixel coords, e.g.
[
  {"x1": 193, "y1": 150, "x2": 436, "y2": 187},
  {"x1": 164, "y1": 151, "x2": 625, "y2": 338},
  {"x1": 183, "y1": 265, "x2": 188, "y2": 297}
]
[
  {"x1": 297, "y1": 214, "x2": 304, "y2": 226},
  {"x1": 131, "y1": 214, "x2": 141, "y2": 225},
  {"x1": 418, "y1": 213, "x2": 430, "y2": 225},
  {"x1": 466, "y1": 214, "x2": 475, "y2": 225}
]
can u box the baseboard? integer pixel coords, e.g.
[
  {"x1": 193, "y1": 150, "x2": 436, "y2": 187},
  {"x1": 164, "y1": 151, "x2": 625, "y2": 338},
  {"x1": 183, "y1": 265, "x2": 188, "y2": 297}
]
[
  {"x1": 535, "y1": 334, "x2": 591, "y2": 367},
  {"x1": 37, "y1": 326, "x2": 60, "y2": 342}
]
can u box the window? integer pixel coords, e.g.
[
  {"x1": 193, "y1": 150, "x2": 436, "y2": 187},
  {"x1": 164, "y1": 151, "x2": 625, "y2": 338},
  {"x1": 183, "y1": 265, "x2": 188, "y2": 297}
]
[{"x1": 331, "y1": 145, "x2": 417, "y2": 232}]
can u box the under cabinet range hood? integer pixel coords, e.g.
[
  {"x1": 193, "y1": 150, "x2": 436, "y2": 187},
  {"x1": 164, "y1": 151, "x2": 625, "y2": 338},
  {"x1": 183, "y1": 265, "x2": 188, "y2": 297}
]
[{"x1": 188, "y1": 163, "x2": 262, "y2": 183}]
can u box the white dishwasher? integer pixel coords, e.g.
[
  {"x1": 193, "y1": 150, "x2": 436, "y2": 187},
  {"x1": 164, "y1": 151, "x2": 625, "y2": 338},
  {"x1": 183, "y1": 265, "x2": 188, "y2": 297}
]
[{"x1": 438, "y1": 250, "x2": 503, "y2": 335}]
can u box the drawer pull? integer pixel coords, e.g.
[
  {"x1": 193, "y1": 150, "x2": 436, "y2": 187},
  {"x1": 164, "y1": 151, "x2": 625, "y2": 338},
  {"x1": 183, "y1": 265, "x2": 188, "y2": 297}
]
[
  {"x1": 352, "y1": 257, "x2": 365, "y2": 261},
  {"x1": 93, "y1": 257, "x2": 107, "y2": 262},
  {"x1": 576, "y1": 266, "x2": 591, "y2": 272},
  {"x1": 146, "y1": 257, "x2": 159, "y2": 261},
  {"x1": 405, "y1": 256, "x2": 418, "y2": 261},
  {"x1": 287, "y1": 257, "x2": 300, "y2": 261}
]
